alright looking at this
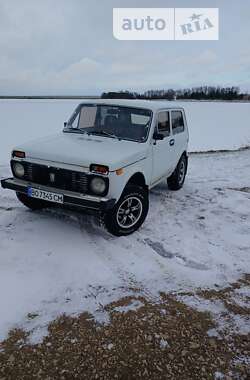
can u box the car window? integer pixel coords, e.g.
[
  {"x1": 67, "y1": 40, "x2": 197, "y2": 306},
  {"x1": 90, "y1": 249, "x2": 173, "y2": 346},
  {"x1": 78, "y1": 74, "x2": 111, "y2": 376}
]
[
  {"x1": 71, "y1": 112, "x2": 79, "y2": 129},
  {"x1": 66, "y1": 105, "x2": 152, "y2": 142},
  {"x1": 132, "y1": 114, "x2": 150, "y2": 125},
  {"x1": 78, "y1": 106, "x2": 97, "y2": 129},
  {"x1": 171, "y1": 111, "x2": 185, "y2": 135},
  {"x1": 157, "y1": 111, "x2": 170, "y2": 137}
]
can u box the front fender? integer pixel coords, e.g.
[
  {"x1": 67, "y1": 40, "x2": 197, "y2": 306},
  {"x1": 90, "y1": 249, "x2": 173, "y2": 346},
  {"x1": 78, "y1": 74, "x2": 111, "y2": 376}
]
[{"x1": 107, "y1": 157, "x2": 150, "y2": 202}]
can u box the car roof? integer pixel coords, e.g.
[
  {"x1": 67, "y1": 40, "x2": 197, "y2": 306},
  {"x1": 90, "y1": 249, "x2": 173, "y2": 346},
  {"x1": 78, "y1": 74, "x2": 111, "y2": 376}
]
[{"x1": 78, "y1": 99, "x2": 185, "y2": 112}]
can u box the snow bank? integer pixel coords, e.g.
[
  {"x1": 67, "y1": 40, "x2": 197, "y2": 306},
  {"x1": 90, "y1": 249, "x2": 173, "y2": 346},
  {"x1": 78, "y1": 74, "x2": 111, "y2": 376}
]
[
  {"x1": 180, "y1": 101, "x2": 250, "y2": 152},
  {"x1": 0, "y1": 99, "x2": 250, "y2": 342},
  {"x1": 0, "y1": 150, "x2": 250, "y2": 342},
  {"x1": 0, "y1": 99, "x2": 250, "y2": 164}
]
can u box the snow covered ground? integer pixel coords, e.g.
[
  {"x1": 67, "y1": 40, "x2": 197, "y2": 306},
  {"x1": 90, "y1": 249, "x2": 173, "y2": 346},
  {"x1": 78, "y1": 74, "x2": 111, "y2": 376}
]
[
  {"x1": 0, "y1": 99, "x2": 250, "y2": 164},
  {"x1": 0, "y1": 99, "x2": 249, "y2": 343},
  {"x1": 0, "y1": 149, "x2": 250, "y2": 342}
]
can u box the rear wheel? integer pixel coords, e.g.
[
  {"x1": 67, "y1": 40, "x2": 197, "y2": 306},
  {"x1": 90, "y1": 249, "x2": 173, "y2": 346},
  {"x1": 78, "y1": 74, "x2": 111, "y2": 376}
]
[
  {"x1": 167, "y1": 154, "x2": 188, "y2": 191},
  {"x1": 103, "y1": 185, "x2": 149, "y2": 236},
  {"x1": 16, "y1": 192, "x2": 50, "y2": 210}
]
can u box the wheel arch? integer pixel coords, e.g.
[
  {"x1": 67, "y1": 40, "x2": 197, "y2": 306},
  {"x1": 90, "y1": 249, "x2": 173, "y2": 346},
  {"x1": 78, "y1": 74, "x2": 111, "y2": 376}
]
[
  {"x1": 182, "y1": 151, "x2": 188, "y2": 173},
  {"x1": 125, "y1": 172, "x2": 148, "y2": 192},
  {"x1": 183, "y1": 150, "x2": 188, "y2": 159}
]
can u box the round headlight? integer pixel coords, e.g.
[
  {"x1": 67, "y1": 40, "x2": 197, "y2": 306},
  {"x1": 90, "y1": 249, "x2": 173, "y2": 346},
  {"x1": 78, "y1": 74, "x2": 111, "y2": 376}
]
[
  {"x1": 13, "y1": 162, "x2": 25, "y2": 178},
  {"x1": 90, "y1": 177, "x2": 106, "y2": 195}
]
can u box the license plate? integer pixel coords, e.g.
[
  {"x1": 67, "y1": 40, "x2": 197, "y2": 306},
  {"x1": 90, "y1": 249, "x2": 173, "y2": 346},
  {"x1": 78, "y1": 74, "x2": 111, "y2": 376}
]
[{"x1": 27, "y1": 187, "x2": 64, "y2": 204}]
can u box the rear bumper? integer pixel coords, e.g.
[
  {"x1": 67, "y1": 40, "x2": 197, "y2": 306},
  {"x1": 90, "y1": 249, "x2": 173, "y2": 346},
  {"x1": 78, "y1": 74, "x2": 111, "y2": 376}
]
[{"x1": 1, "y1": 177, "x2": 116, "y2": 213}]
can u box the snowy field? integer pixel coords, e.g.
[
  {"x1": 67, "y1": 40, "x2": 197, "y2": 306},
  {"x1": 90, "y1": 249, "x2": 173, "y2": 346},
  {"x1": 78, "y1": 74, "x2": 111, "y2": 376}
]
[
  {"x1": 0, "y1": 99, "x2": 250, "y2": 164},
  {"x1": 0, "y1": 100, "x2": 250, "y2": 343}
]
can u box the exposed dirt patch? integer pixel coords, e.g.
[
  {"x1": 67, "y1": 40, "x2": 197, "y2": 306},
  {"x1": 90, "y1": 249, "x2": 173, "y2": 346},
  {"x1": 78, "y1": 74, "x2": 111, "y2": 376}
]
[
  {"x1": 197, "y1": 274, "x2": 250, "y2": 316},
  {"x1": 0, "y1": 290, "x2": 249, "y2": 380}
]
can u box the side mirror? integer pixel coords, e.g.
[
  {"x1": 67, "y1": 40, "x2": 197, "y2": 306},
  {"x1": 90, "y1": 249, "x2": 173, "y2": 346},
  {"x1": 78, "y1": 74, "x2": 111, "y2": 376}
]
[
  {"x1": 153, "y1": 132, "x2": 164, "y2": 141},
  {"x1": 64, "y1": 122, "x2": 67, "y2": 128}
]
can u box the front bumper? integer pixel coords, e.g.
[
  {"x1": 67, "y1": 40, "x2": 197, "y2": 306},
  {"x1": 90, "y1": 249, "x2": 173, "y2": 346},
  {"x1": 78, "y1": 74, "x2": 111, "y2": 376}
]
[{"x1": 1, "y1": 177, "x2": 116, "y2": 213}]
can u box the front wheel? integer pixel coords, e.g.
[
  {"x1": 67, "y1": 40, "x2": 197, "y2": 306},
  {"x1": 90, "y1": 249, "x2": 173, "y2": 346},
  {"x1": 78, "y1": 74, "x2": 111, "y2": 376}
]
[
  {"x1": 167, "y1": 154, "x2": 188, "y2": 191},
  {"x1": 103, "y1": 185, "x2": 149, "y2": 236}
]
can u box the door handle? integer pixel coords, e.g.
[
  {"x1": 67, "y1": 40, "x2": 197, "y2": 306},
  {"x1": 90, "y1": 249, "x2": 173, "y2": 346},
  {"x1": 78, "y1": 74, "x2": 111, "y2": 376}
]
[{"x1": 169, "y1": 139, "x2": 175, "y2": 146}]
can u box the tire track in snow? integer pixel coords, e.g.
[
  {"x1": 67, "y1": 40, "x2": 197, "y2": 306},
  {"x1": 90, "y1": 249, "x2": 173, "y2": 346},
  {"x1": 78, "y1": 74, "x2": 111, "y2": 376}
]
[{"x1": 77, "y1": 216, "x2": 172, "y2": 300}]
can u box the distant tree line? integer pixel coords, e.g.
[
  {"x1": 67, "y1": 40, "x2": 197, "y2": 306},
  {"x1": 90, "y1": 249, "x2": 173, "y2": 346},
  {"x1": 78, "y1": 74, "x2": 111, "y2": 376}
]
[
  {"x1": 101, "y1": 91, "x2": 136, "y2": 99},
  {"x1": 101, "y1": 87, "x2": 250, "y2": 101}
]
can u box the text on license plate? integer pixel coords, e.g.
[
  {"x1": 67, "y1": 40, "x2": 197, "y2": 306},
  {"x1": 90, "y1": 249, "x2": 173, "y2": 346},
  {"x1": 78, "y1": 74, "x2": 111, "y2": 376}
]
[{"x1": 27, "y1": 187, "x2": 64, "y2": 204}]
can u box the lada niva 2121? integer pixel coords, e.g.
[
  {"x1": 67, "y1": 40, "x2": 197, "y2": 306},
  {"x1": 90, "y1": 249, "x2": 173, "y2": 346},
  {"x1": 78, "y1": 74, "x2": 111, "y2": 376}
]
[{"x1": 1, "y1": 100, "x2": 189, "y2": 236}]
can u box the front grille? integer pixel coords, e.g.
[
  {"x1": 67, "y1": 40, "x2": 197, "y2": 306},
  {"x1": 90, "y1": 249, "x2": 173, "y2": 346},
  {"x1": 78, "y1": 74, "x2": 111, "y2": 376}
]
[{"x1": 22, "y1": 162, "x2": 89, "y2": 194}]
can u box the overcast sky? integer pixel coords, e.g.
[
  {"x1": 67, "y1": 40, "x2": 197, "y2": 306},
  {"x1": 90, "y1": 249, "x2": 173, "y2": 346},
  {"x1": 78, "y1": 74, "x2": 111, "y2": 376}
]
[{"x1": 0, "y1": 0, "x2": 249, "y2": 95}]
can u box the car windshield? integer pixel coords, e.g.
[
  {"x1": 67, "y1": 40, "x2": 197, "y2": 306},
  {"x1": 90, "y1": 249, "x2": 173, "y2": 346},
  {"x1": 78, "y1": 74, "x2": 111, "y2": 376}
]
[{"x1": 64, "y1": 104, "x2": 152, "y2": 142}]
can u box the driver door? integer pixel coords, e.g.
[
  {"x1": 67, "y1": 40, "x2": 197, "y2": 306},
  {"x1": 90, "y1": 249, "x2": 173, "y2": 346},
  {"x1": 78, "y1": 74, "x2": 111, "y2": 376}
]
[{"x1": 151, "y1": 111, "x2": 175, "y2": 185}]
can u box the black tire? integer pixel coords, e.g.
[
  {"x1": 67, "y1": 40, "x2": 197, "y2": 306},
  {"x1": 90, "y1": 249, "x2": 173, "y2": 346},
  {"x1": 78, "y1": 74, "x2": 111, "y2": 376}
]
[
  {"x1": 16, "y1": 192, "x2": 50, "y2": 210},
  {"x1": 167, "y1": 154, "x2": 188, "y2": 191},
  {"x1": 103, "y1": 185, "x2": 149, "y2": 237}
]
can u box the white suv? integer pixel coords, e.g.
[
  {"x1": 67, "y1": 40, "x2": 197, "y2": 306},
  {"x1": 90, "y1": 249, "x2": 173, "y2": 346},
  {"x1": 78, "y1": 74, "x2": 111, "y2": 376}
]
[{"x1": 1, "y1": 100, "x2": 189, "y2": 236}]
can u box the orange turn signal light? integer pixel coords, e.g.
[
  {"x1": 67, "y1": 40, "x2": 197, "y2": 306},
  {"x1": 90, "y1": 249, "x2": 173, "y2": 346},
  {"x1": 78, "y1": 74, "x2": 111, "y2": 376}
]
[
  {"x1": 12, "y1": 150, "x2": 25, "y2": 158},
  {"x1": 116, "y1": 168, "x2": 124, "y2": 176}
]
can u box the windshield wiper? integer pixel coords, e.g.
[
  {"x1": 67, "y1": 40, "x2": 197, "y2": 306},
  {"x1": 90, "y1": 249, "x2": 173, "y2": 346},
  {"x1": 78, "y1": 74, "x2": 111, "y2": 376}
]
[
  {"x1": 87, "y1": 130, "x2": 120, "y2": 139},
  {"x1": 64, "y1": 127, "x2": 87, "y2": 134}
]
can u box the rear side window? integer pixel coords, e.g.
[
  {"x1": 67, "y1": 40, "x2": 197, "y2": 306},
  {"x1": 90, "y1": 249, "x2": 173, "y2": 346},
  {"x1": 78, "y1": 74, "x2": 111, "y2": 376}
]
[
  {"x1": 171, "y1": 111, "x2": 185, "y2": 134},
  {"x1": 157, "y1": 111, "x2": 170, "y2": 137}
]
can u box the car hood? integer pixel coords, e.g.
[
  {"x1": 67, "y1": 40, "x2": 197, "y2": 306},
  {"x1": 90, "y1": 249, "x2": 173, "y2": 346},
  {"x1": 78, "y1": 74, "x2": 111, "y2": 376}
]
[{"x1": 14, "y1": 132, "x2": 148, "y2": 171}]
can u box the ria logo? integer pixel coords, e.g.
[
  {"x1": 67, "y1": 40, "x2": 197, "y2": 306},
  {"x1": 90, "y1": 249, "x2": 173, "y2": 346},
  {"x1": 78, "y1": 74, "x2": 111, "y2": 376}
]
[
  {"x1": 175, "y1": 8, "x2": 219, "y2": 40},
  {"x1": 180, "y1": 13, "x2": 213, "y2": 35}
]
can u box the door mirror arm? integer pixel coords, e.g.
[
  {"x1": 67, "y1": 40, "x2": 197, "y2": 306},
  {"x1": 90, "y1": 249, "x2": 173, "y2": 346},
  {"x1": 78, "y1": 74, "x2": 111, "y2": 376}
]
[{"x1": 153, "y1": 132, "x2": 164, "y2": 141}]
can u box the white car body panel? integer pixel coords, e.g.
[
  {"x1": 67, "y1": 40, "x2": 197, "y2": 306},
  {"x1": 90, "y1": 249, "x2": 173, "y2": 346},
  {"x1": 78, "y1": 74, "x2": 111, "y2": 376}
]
[
  {"x1": 15, "y1": 133, "x2": 148, "y2": 172},
  {"x1": 12, "y1": 99, "x2": 189, "y2": 202}
]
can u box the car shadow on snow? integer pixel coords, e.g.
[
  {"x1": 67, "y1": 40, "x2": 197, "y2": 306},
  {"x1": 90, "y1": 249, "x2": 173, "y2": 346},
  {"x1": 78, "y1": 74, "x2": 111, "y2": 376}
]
[{"x1": 40, "y1": 207, "x2": 113, "y2": 241}]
